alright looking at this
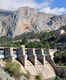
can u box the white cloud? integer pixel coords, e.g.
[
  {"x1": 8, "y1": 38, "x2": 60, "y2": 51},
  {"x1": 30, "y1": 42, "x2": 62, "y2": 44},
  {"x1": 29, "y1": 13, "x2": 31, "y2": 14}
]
[
  {"x1": 40, "y1": 7, "x2": 66, "y2": 14},
  {"x1": 36, "y1": 2, "x2": 49, "y2": 9},
  {"x1": 0, "y1": 0, "x2": 38, "y2": 10},
  {"x1": 0, "y1": 0, "x2": 52, "y2": 10},
  {"x1": 0, "y1": 0, "x2": 65, "y2": 14}
]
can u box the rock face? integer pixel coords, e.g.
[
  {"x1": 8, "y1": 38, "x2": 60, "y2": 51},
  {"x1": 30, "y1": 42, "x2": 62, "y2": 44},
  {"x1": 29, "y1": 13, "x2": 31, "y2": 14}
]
[
  {"x1": 0, "y1": 67, "x2": 15, "y2": 80},
  {"x1": 0, "y1": 7, "x2": 66, "y2": 37}
]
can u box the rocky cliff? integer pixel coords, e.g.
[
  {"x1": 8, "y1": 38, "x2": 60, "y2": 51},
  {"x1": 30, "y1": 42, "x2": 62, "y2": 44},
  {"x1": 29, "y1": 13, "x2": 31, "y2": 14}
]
[{"x1": 0, "y1": 7, "x2": 66, "y2": 37}]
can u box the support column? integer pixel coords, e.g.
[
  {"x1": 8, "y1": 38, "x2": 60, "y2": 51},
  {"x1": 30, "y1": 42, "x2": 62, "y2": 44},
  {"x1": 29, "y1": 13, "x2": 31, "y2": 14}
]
[
  {"x1": 27, "y1": 48, "x2": 34, "y2": 65},
  {"x1": 33, "y1": 48, "x2": 37, "y2": 65},
  {"x1": 41, "y1": 48, "x2": 46, "y2": 65},
  {"x1": 21, "y1": 45, "x2": 27, "y2": 67},
  {"x1": 21, "y1": 45, "x2": 25, "y2": 55},
  {"x1": 17, "y1": 45, "x2": 27, "y2": 67},
  {"x1": 10, "y1": 48, "x2": 15, "y2": 60}
]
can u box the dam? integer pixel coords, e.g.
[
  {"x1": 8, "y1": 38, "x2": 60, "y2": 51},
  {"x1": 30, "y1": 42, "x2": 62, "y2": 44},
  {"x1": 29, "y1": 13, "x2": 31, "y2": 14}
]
[{"x1": 0, "y1": 46, "x2": 56, "y2": 79}]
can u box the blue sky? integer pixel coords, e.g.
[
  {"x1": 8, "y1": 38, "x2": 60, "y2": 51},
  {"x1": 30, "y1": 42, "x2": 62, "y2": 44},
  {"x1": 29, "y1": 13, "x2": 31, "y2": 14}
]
[
  {"x1": 36, "y1": 0, "x2": 44, "y2": 3},
  {"x1": 0, "y1": 0, "x2": 66, "y2": 14},
  {"x1": 52, "y1": 0, "x2": 66, "y2": 8},
  {"x1": 36, "y1": 0, "x2": 66, "y2": 8}
]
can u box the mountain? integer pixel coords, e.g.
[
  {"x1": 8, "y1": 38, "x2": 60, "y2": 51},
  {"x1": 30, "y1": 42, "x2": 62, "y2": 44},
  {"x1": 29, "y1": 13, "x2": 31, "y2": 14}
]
[{"x1": 0, "y1": 7, "x2": 66, "y2": 37}]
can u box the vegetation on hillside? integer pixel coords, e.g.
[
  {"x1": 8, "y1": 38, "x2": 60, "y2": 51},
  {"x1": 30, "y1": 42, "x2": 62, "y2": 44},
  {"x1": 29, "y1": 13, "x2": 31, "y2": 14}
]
[
  {"x1": 14, "y1": 30, "x2": 60, "y2": 48},
  {"x1": 4, "y1": 60, "x2": 30, "y2": 80},
  {"x1": 54, "y1": 50, "x2": 66, "y2": 66},
  {"x1": 55, "y1": 76, "x2": 66, "y2": 80},
  {"x1": 59, "y1": 25, "x2": 66, "y2": 31},
  {"x1": 5, "y1": 61, "x2": 22, "y2": 79},
  {"x1": 0, "y1": 29, "x2": 65, "y2": 49}
]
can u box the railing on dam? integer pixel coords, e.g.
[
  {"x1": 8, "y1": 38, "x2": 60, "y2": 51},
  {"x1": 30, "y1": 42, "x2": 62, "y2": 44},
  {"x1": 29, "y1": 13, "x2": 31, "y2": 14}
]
[{"x1": 0, "y1": 45, "x2": 50, "y2": 67}]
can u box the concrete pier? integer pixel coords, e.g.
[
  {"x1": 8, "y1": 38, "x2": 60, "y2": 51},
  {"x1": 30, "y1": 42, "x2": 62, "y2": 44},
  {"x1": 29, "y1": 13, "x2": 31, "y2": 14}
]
[
  {"x1": 10, "y1": 48, "x2": 15, "y2": 60},
  {"x1": 35, "y1": 49, "x2": 45, "y2": 65},
  {"x1": 26, "y1": 48, "x2": 37, "y2": 65},
  {"x1": 41, "y1": 48, "x2": 46, "y2": 64},
  {"x1": 17, "y1": 45, "x2": 27, "y2": 67},
  {"x1": 32, "y1": 48, "x2": 37, "y2": 65}
]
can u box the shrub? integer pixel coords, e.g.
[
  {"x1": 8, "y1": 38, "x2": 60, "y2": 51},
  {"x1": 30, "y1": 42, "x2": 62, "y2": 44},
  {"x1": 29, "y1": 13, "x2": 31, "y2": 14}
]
[
  {"x1": 36, "y1": 74, "x2": 41, "y2": 80},
  {"x1": 5, "y1": 61, "x2": 23, "y2": 79}
]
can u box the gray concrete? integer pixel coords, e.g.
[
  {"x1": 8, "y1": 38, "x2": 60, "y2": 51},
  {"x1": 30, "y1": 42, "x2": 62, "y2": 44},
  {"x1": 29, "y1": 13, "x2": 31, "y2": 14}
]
[
  {"x1": 0, "y1": 67, "x2": 15, "y2": 80},
  {"x1": 17, "y1": 46, "x2": 27, "y2": 67},
  {"x1": 0, "y1": 46, "x2": 56, "y2": 80}
]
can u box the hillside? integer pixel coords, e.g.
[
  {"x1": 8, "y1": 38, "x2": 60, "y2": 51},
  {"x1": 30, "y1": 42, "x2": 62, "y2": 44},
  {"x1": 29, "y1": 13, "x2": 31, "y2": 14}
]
[{"x1": 0, "y1": 7, "x2": 66, "y2": 37}]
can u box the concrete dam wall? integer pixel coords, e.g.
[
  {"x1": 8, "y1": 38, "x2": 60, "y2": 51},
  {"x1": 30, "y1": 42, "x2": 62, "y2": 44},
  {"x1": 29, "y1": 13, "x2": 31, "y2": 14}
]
[{"x1": 0, "y1": 46, "x2": 56, "y2": 79}]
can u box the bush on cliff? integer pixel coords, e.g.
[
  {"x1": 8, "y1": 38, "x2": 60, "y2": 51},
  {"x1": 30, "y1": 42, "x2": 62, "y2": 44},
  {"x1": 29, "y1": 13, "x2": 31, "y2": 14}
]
[{"x1": 5, "y1": 61, "x2": 23, "y2": 79}]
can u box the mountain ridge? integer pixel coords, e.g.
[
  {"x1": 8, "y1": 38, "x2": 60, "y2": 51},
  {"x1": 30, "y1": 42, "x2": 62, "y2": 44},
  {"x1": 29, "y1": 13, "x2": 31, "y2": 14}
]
[{"x1": 0, "y1": 7, "x2": 66, "y2": 37}]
